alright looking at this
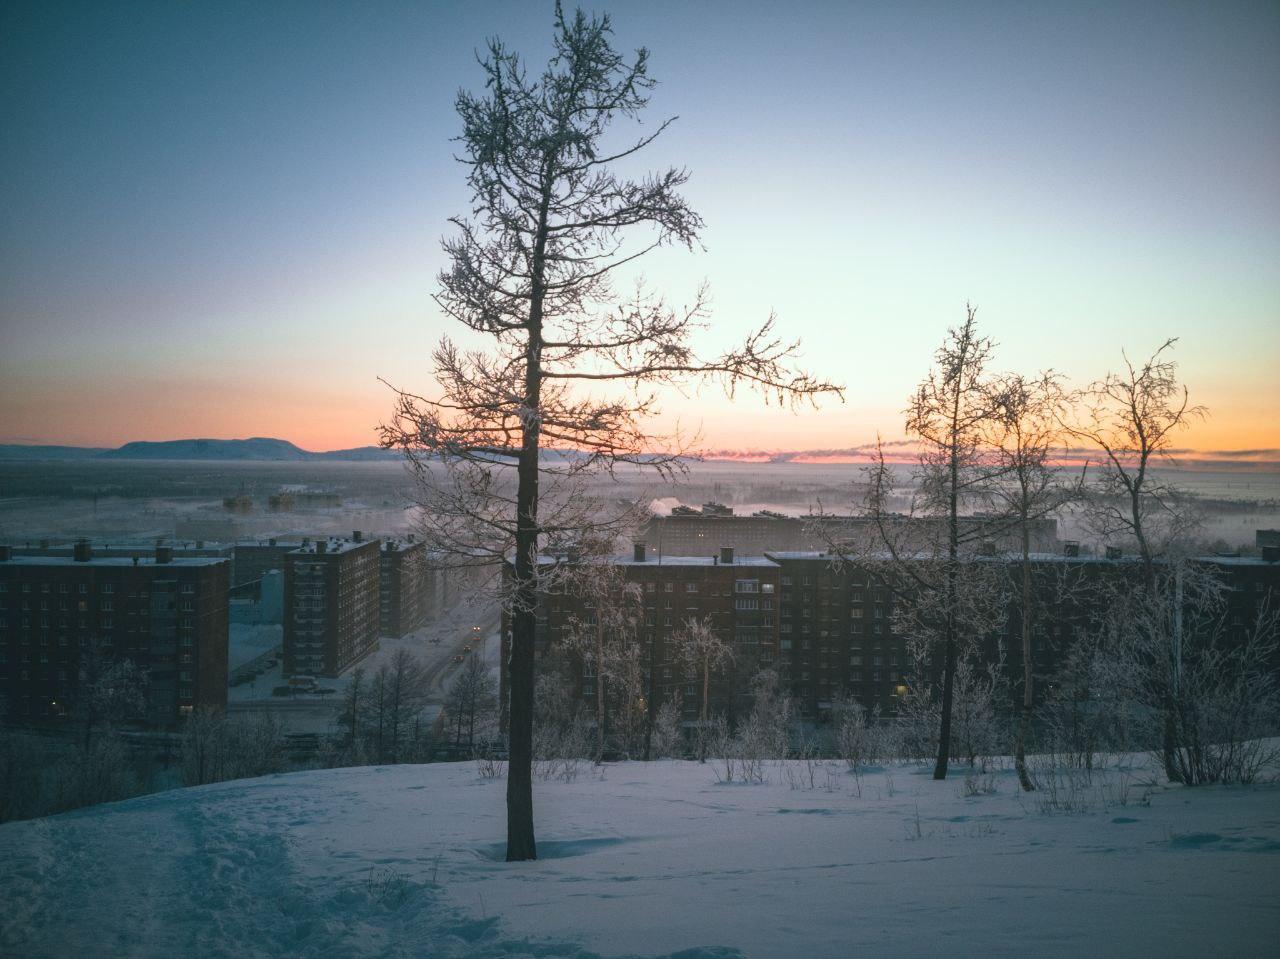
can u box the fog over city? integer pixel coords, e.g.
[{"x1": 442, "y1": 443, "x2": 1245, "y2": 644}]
[{"x1": 3, "y1": 2, "x2": 1279, "y2": 958}]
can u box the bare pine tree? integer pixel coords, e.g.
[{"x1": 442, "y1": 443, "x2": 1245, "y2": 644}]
[{"x1": 381, "y1": 6, "x2": 839, "y2": 860}]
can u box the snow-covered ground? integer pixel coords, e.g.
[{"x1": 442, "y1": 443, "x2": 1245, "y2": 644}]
[
  {"x1": 229, "y1": 623, "x2": 283, "y2": 670},
  {"x1": 2, "y1": 755, "x2": 1278, "y2": 958}
]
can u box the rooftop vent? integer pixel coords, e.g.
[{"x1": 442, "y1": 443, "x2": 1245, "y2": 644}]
[
  {"x1": 0, "y1": 545, "x2": 11, "y2": 562},
  {"x1": 155, "y1": 545, "x2": 173, "y2": 564},
  {"x1": 720, "y1": 546, "x2": 735, "y2": 565},
  {"x1": 633, "y1": 543, "x2": 647, "y2": 563},
  {"x1": 353, "y1": 530, "x2": 363, "y2": 542},
  {"x1": 1063, "y1": 541, "x2": 1080, "y2": 557},
  {"x1": 1262, "y1": 545, "x2": 1279, "y2": 563},
  {"x1": 1105, "y1": 545, "x2": 1123, "y2": 560},
  {"x1": 316, "y1": 541, "x2": 327, "y2": 555},
  {"x1": 73, "y1": 539, "x2": 92, "y2": 563}
]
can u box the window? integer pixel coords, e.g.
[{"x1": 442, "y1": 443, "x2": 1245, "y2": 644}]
[
  {"x1": 685, "y1": 583, "x2": 698, "y2": 593},
  {"x1": 664, "y1": 582, "x2": 673, "y2": 593},
  {"x1": 735, "y1": 579, "x2": 759, "y2": 594},
  {"x1": 102, "y1": 584, "x2": 114, "y2": 594},
  {"x1": 645, "y1": 582, "x2": 655, "y2": 593}
]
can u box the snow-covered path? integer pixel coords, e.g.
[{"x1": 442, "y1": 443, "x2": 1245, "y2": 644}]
[{"x1": 2, "y1": 760, "x2": 1278, "y2": 958}]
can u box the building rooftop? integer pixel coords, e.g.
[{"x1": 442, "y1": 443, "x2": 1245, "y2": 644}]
[
  {"x1": 1, "y1": 555, "x2": 227, "y2": 568},
  {"x1": 290, "y1": 538, "x2": 377, "y2": 556}
]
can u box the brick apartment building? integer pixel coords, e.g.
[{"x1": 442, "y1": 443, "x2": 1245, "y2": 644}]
[
  {"x1": 283, "y1": 534, "x2": 380, "y2": 678},
  {"x1": 511, "y1": 540, "x2": 1280, "y2": 732},
  {"x1": 0, "y1": 541, "x2": 229, "y2": 726},
  {"x1": 504, "y1": 544, "x2": 782, "y2": 728},
  {"x1": 379, "y1": 537, "x2": 429, "y2": 637}
]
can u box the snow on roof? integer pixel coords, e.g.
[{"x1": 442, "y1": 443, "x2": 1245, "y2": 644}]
[{"x1": 1, "y1": 555, "x2": 227, "y2": 568}]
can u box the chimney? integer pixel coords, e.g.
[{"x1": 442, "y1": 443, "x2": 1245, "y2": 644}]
[
  {"x1": 1105, "y1": 545, "x2": 1123, "y2": 560},
  {"x1": 155, "y1": 545, "x2": 173, "y2": 564},
  {"x1": 720, "y1": 546, "x2": 735, "y2": 566},
  {"x1": 0, "y1": 545, "x2": 11, "y2": 562},
  {"x1": 353, "y1": 530, "x2": 363, "y2": 542},
  {"x1": 1063, "y1": 541, "x2": 1080, "y2": 558},
  {"x1": 73, "y1": 539, "x2": 92, "y2": 563},
  {"x1": 633, "y1": 543, "x2": 647, "y2": 563}
]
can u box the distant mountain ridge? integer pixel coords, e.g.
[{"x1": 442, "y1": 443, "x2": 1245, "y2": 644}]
[{"x1": 1, "y1": 438, "x2": 399, "y2": 462}]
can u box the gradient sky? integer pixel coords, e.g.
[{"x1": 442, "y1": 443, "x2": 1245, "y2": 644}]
[{"x1": 2, "y1": 0, "x2": 1277, "y2": 458}]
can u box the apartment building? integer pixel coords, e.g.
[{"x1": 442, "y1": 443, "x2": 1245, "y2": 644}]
[
  {"x1": 283, "y1": 535, "x2": 380, "y2": 677},
  {"x1": 512, "y1": 540, "x2": 1280, "y2": 732},
  {"x1": 380, "y1": 537, "x2": 429, "y2": 637},
  {"x1": 504, "y1": 544, "x2": 782, "y2": 728},
  {"x1": 0, "y1": 541, "x2": 229, "y2": 726}
]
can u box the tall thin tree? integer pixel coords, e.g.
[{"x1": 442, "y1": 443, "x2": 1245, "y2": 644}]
[
  {"x1": 983, "y1": 371, "x2": 1080, "y2": 790},
  {"x1": 382, "y1": 5, "x2": 840, "y2": 860}
]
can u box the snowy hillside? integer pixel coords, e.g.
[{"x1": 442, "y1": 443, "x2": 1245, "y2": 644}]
[{"x1": 2, "y1": 758, "x2": 1277, "y2": 958}]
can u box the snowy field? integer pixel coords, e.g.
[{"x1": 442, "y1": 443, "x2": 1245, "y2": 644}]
[{"x1": 2, "y1": 756, "x2": 1278, "y2": 958}]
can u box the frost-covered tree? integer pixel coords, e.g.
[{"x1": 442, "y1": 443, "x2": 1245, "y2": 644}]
[
  {"x1": 380, "y1": 5, "x2": 839, "y2": 860},
  {"x1": 983, "y1": 371, "x2": 1080, "y2": 789},
  {"x1": 560, "y1": 555, "x2": 644, "y2": 759},
  {"x1": 1066, "y1": 340, "x2": 1205, "y2": 780},
  {"x1": 673, "y1": 615, "x2": 734, "y2": 761},
  {"x1": 444, "y1": 654, "x2": 499, "y2": 752}
]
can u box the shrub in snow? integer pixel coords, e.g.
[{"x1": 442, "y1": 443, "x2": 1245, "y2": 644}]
[{"x1": 648, "y1": 697, "x2": 684, "y2": 760}]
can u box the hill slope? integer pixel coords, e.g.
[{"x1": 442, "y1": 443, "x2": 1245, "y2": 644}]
[{"x1": 1, "y1": 759, "x2": 1277, "y2": 958}]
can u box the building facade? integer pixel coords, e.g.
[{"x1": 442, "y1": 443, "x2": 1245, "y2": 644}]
[
  {"x1": 283, "y1": 536, "x2": 380, "y2": 678},
  {"x1": 0, "y1": 541, "x2": 229, "y2": 726},
  {"x1": 511, "y1": 541, "x2": 1280, "y2": 732},
  {"x1": 379, "y1": 538, "x2": 429, "y2": 637}
]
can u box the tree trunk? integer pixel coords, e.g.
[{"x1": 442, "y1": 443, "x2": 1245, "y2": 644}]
[
  {"x1": 596, "y1": 621, "x2": 606, "y2": 762},
  {"x1": 506, "y1": 182, "x2": 551, "y2": 863},
  {"x1": 1015, "y1": 514, "x2": 1034, "y2": 792},
  {"x1": 699, "y1": 656, "x2": 710, "y2": 763},
  {"x1": 642, "y1": 633, "x2": 657, "y2": 761}
]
